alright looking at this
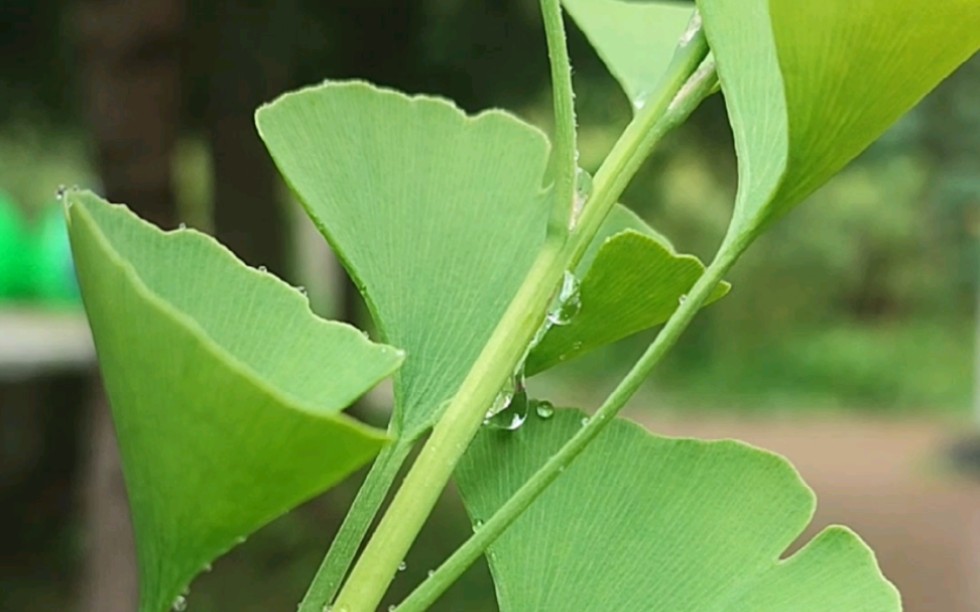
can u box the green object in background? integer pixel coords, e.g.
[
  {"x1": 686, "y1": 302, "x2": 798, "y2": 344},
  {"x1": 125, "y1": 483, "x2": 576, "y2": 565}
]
[
  {"x1": 0, "y1": 190, "x2": 31, "y2": 299},
  {"x1": 0, "y1": 189, "x2": 82, "y2": 305}
]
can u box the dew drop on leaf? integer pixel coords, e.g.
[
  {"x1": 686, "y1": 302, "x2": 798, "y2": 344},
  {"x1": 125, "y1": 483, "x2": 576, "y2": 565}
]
[
  {"x1": 178, "y1": 222, "x2": 187, "y2": 230},
  {"x1": 398, "y1": 560, "x2": 407, "y2": 572},
  {"x1": 484, "y1": 376, "x2": 529, "y2": 431},
  {"x1": 570, "y1": 168, "x2": 594, "y2": 229},
  {"x1": 171, "y1": 594, "x2": 187, "y2": 611},
  {"x1": 547, "y1": 271, "x2": 581, "y2": 327},
  {"x1": 484, "y1": 376, "x2": 516, "y2": 421},
  {"x1": 534, "y1": 400, "x2": 555, "y2": 420}
]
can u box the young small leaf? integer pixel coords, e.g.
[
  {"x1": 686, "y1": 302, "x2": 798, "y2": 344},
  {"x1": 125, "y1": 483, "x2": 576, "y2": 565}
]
[
  {"x1": 67, "y1": 192, "x2": 401, "y2": 612},
  {"x1": 456, "y1": 410, "x2": 899, "y2": 611},
  {"x1": 257, "y1": 82, "x2": 553, "y2": 439},
  {"x1": 527, "y1": 205, "x2": 728, "y2": 374},
  {"x1": 700, "y1": 0, "x2": 980, "y2": 238}
]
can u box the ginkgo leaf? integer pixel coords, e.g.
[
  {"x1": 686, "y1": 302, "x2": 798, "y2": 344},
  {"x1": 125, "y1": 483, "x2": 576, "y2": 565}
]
[
  {"x1": 257, "y1": 82, "x2": 554, "y2": 439},
  {"x1": 457, "y1": 409, "x2": 900, "y2": 611},
  {"x1": 527, "y1": 205, "x2": 728, "y2": 374},
  {"x1": 67, "y1": 191, "x2": 401, "y2": 612},
  {"x1": 699, "y1": 0, "x2": 980, "y2": 237}
]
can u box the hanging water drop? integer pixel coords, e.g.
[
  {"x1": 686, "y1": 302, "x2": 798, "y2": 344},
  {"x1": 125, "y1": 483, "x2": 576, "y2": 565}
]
[
  {"x1": 678, "y1": 293, "x2": 688, "y2": 306},
  {"x1": 388, "y1": 606, "x2": 396, "y2": 611},
  {"x1": 398, "y1": 560, "x2": 407, "y2": 572},
  {"x1": 473, "y1": 519, "x2": 484, "y2": 531},
  {"x1": 297, "y1": 285, "x2": 308, "y2": 296},
  {"x1": 534, "y1": 400, "x2": 555, "y2": 420},
  {"x1": 178, "y1": 222, "x2": 187, "y2": 230},
  {"x1": 171, "y1": 594, "x2": 188, "y2": 611},
  {"x1": 631, "y1": 92, "x2": 650, "y2": 112},
  {"x1": 258, "y1": 265, "x2": 267, "y2": 272},
  {"x1": 484, "y1": 376, "x2": 529, "y2": 431},
  {"x1": 547, "y1": 271, "x2": 581, "y2": 327},
  {"x1": 580, "y1": 416, "x2": 590, "y2": 427},
  {"x1": 570, "y1": 168, "x2": 594, "y2": 229},
  {"x1": 427, "y1": 569, "x2": 436, "y2": 577},
  {"x1": 484, "y1": 375, "x2": 516, "y2": 421}
]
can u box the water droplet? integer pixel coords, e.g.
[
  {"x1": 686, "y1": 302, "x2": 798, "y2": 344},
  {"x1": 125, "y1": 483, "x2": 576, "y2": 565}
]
[
  {"x1": 257, "y1": 265, "x2": 267, "y2": 272},
  {"x1": 201, "y1": 563, "x2": 212, "y2": 572},
  {"x1": 388, "y1": 606, "x2": 396, "y2": 611},
  {"x1": 56, "y1": 184, "x2": 67, "y2": 200},
  {"x1": 235, "y1": 535, "x2": 247, "y2": 544},
  {"x1": 631, "y1": 92, "x2": 650, "y2": 112},
  {"x1": 297, "y1": 286, "x2": 308, "y2": 296},
  {"x1": 427, "y1": 569, "x2": 436, "y2": 577},
  {"x1": 547, "y1": 271, "x2": 581, "y2": 327},
  {"x1": 569, "y1": 168, "x2": 594, "y2": 229},
  {"x1": 398, "y1": 561, "x2": 407, "y2": 572},
  {"x1": 530, "y1": 317, "x2": 552, "y2": 349},
  {"x1": 678, "y1": 294, "x2": 687, "y2": 305},
  {"x1": 177, "y1": 222, "x2": 187, "y2": 230},
  {"x1": 484, "y1": 376, "x2": 516, "y2": 421},
  {"x1": 580, "y1": 416, "x2": 590, "y2": 427},
  {"x1": 484, "y1": 378, "x2": 529, "y2": 431},
  {"x1": 171, "y1": 594, "x2": 188, "y2": 611},
  {"x1": 534, "y1": 401, "x2": 555, "y2": 420},
  {"x1": 473, "y1": 519, "x2": 484, "y2": 531}
]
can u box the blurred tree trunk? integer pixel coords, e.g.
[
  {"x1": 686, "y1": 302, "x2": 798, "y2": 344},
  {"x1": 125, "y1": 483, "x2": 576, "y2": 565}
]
[
  {"x1": 206, "y1": 0, "x2": 297, "y2": 278},
  {"x1": 74, "y1": 0, "x2": 184, "y2": 610}
]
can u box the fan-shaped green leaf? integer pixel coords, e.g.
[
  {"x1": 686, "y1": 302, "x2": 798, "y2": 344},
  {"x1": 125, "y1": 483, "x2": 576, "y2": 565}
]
[
  {"x1": 700, "y1": 0, "x2": 980, "y2": 237},
  {"x1": 563, "y1": 0, "x2": 694, "y2": 109},
  {"x1": 66, "y1": 191, "x2": 401, "y2": 612},
  {"x1": 256, "y1": 82, "x2": 554, "y2": 438},
  {"x1": 527, "y1": 205, "x2": 728, "y2": 374},
  {"x1": 456, "y1": 410, "x2": 899, "y2": 611}
]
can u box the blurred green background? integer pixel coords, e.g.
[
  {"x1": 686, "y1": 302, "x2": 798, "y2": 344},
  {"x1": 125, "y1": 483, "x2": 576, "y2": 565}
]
[{"x1": 0, "y1": 1, "x2": 977, "y2": 611}]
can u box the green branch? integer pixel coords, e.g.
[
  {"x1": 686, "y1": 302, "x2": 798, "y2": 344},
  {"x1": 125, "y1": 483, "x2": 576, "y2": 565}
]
[
  {"x1": 297, "y1": 440, "x2": 412, "y2": 612},
  {"x1": 541, "y1": 0, "x2": 578, "y2": 238},
  {"x1": 395, "y1": 54, "x2": 726, "y2": 612},
  {"x1": 332, "y1": 12, "x2": 711, "y2": 612}
]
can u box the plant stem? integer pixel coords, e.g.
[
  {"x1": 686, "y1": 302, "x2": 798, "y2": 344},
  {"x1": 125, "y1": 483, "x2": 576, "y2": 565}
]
[
  {"x1": 297, "y1": 440, "x2": 412, "y2": 612},
  {"x1": 395, "y1": 54, "x2": 727, "y2": 612},
  {"x1": 332, "y1": 243, "x2": 568, "y2": 611},
  {"x1": 541, "y1": 0, "x2": 578, "y2": 237},
  {"x1": 332, "y1": 13, "x2": 710, "y2": 612},
  {"x1": 394, "y1": 235, "x2": 750, "y2": 612},
  {"x1": 569, "y1": 13, "x2": 708, "y2": 266}
]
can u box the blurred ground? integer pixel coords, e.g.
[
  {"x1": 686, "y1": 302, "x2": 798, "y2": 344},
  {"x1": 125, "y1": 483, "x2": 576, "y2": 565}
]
[{"x1": 637, "y1": 413, "x2": 980, "y2": 612}]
